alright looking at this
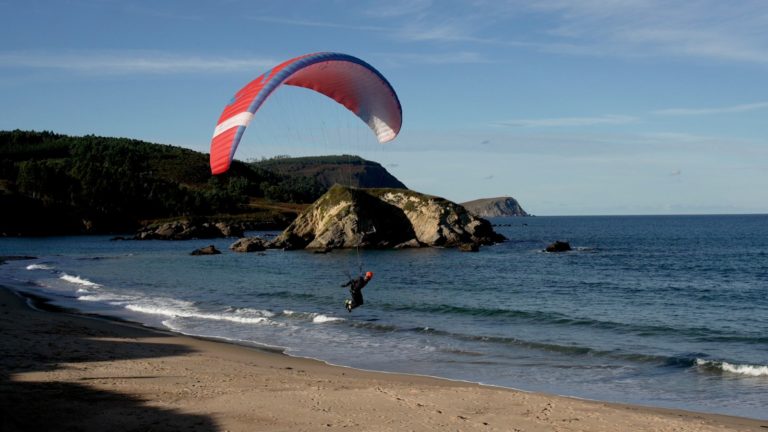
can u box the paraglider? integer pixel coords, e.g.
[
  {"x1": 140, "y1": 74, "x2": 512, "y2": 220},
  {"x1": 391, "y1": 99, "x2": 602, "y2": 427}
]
[
  {"x1": 209, "y1": 52, "x2": 400, "y2": 313},
  {"x1": 209, "y1": 52, "x2": 402, "y2": 175},
  {"x1": 341, "y1": 271, "x2": 374, "y2": 312}
]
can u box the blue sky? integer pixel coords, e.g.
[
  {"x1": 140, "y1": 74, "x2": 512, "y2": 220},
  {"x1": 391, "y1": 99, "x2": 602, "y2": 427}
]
[{"x1": 2, "y1": 0, "x2": 767, "y2": 215}]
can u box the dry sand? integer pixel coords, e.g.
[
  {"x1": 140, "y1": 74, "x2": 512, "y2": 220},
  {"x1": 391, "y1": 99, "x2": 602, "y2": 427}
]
[{"x1": 1, "y1": 286, "x2": 766, "y2": 432}]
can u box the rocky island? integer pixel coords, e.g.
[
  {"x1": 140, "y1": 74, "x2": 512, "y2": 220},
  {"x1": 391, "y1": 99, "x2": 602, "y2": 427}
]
[
  {"x1": 461, "y1": 196, "x2": 529, "y2": 217},
  {"x1": 268, "y1": 185, "x2": 505, "y2": 250}
]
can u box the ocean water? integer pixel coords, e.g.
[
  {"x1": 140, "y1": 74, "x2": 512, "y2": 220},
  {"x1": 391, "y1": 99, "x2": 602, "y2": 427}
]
[{"x1": 1, "y1": 215, "x2": 767, "y2": 419}]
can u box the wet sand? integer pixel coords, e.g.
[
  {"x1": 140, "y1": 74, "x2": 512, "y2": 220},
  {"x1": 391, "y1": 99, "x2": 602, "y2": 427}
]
[{"x1": 1, "y1": 286, "x2": 765, "y2": 432}]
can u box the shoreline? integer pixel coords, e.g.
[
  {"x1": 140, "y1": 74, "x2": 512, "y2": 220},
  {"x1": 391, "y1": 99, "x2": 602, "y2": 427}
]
[{"x1": 2, "y1": 284, "x2": 766, "y2": 431}]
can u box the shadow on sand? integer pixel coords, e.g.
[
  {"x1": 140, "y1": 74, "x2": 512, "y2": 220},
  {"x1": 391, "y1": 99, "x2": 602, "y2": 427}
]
[{"x1": 0, "y1": 289, "x2": 220, "y2": 432}]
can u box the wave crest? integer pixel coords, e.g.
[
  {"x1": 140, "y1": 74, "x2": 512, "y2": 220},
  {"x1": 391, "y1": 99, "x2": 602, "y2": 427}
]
[
  {"x1": 26, "y1": 264, "x2": 54, "y2": 271},
  {"x1": 696, "y1": 359, "x2": 768, "y2": 377},
  {"x1": 312, "y1": 314, "x2": 344, "y2": 324},
  {"x1": 60, "y1": 273, "x2": 101, "y2": 288},
  {"x1": 126, "y1": 304, "x2": 270, "y2": 325}
]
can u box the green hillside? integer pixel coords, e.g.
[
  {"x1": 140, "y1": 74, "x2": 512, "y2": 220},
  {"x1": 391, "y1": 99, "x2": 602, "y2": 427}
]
[
  {"x1": 253, "y1": 155, "x2": 407, "y2": 190},
  {"x1": 0, "y1": 130, "x2": 407, "y2": 236},
  {"x1": 0, "y1": 131, "x2": 309, "y2": 234}
]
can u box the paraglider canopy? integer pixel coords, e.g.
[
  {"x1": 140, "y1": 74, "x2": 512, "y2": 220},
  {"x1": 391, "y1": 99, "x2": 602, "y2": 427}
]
[{"x1": 210, "y1": 52, "x2": 402, "y2": 175}]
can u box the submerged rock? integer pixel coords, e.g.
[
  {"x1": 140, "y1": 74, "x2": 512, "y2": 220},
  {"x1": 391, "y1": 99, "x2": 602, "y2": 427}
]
[
  {"x1": 545, "y1": 241, "x2": 572, "y2": 253},
  {"x1": 458, "y1": 242, "x2": 480, "y2": 252},
  {"x1": 394, "y1": 239, "x2": 423, "y2": 249},
  {"x1": 269, "y1": 185, "x2": 505, "y2": 250},
  {"x1": 190, "y1": 245, "x2": 221, "y2": 255}
]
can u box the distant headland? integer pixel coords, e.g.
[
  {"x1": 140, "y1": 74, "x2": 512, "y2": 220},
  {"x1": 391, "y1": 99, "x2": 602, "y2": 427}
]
[{"x1": 461, "y1": 196, "x2": 529, "y2": 217}]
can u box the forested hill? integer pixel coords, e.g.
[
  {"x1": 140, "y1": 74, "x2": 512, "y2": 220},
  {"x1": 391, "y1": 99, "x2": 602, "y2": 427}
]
[
  {"x1": 0, "y1": 130, "x2": 405, "y2": 235},
  {"x1": 253, "y1": 155, "x2": 407, "y2": 190}
]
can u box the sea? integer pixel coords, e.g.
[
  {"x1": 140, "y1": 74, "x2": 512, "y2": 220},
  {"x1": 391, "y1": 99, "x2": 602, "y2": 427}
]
[{"x1": 1, "y1": 214, "x2": 766, "y2": 420}]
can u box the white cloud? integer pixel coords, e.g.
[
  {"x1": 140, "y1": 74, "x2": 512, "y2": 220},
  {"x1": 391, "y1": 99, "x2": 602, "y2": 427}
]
[
  {"x1": 382, "y1": 51, "x2": 492, "y2": 65},
  {"x1": 389, "y1": 127, "x2": 767, "y2": 160},
  {"x1": 653, "y1": 101, "x2": 768, "y2": 116},
  {"x1": 520, "y1": 0, "x2": 768, "y2": 64},
  {"x1": 369, "y1": 1, "x2": 768, "y2": 65},
  {"x1": 246, "y1": 16, "x2": 388, "y2": 32},
  {"x1": 364, "y1": 0, "x2": 433, "y2": 18},
  {"x1": 0, "y1": 51, "x2": 277, "y2": 75},
  {"x1": 245, "y1": 9, "x2": 504, "y2": 46},
  {"x1": 497, "y1": 114, "x2": 638, "y2": 128},
  {"x1": 244, "y1": 2, "x2": 762, "y2": 67}
]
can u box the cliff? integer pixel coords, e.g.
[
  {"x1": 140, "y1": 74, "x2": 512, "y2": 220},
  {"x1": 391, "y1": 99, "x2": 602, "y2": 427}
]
[
  {"x1": 253, "y1": 155, "x2": 407, "y2": 190},
  {"x1": 271, "y1": 185, "x2": 505, "y2": 250},
  {"x1": 461, "y1": 196, "x2": 529, "y2": 217}
]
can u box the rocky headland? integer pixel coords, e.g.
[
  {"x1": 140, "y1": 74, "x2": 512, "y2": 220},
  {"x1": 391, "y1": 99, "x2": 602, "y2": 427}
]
[
  {"x1": 130, "y1": 187, "x2": 507, "y2": 251},
  {"x1": 461, "y1": 196, "x2": 529, "y2": 217},
  {"x1": 268, "y1": 185, "x2": 505, "y2": 250},
  {"x1": 253, "y1": 155, "x2": 407, "y2": 190},
  {"x1": 134, "y1": 220, "x2": 244, "y2": 240}
]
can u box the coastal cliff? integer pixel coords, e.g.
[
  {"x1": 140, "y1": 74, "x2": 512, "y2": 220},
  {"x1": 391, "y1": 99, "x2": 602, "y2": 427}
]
[
  {"x1": 270, "y1": 185, "x2": 505, "y2": 250},
  {"x1": 253, "y1": 155, "x2": 407, "y2": 190},
  {"x1": 461, "y1": 196, "x2": 529, "y2": 217}
]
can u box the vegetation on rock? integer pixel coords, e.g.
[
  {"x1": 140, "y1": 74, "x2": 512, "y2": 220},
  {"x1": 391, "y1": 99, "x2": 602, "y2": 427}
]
[
  {"x1": 253, "y1": 155, "x2": 407, "y2": 190},
  {"x1": 0, "y1": 130, "x2": 404, "y2": 235},
  {"x1": 461, "y1": 196, "x2": 529, "y2": 217},
  {"x1": 271, "y1": 185, "x2": 505, "y2": 250}
]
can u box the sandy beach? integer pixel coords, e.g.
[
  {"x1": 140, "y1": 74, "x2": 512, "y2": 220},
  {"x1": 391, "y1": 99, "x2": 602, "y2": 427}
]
[{"x1": 1, "y1": 286, "x2": 765, "y2": 432}]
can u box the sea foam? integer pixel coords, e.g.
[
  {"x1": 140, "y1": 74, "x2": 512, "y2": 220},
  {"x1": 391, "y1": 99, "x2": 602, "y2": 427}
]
[
  {"x1": 26, "y1": 264, "x2": 54, "y2": 271},
  {"x1": 696, "y1": 359, "x2": 768, "y2": 377},
  {"x1": 312, "y1": 314, "x2": 344, "y2": 324},
  {"x1": 78, "y1": 292, "x2": 137, "y2": 304},
  {"x1": 283, "y1": 310, "x2": 344, "y2": 323},
  {"x1": 125, "y1": 300, "x2": 272, "y2": 325},
  {"x1": 60, "y1": 273, "x2": 101, "y2": 288}
]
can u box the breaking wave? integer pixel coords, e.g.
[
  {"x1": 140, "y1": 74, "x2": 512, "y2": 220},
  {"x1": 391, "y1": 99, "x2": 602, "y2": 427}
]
[
  {"x1": 696, "y1": 359, "x2": 768, "y2": 377},
  {"x1": 60, "y1": 273, "x2": 101, "y2": 288},
  {"x1": 312, "y1": 314, "x2": 344, "y2": 324},
  {"x1": 26, "y1": 264, "x2": 54, "y2": 271},
  {"x1": 125, "y1": 299, "x2": 273, "y2": 325},
  {"x1": 283, "y1": 310, "x2": 345, "y2": 324}
]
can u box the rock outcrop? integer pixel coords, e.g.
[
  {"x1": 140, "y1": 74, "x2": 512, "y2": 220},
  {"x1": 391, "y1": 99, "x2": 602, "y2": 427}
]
[
  {"x1": 134, "y1": 220, "x2": 244, "y2": 240},
  {"x1": 461, "y1": 196, "x2": 529, "y2": 217},
  {"x1": 229, "y1": 237, "x2": 267, "y2": 253},
  {"x1": 545, "y1": 241, "x2": 572, "y2": 253},
  {"x1": 190, "y1": 245, "x2": 221, "y2": 255},
  {"x1": 270, "y1": 185, "x2": 505, "y2": 250}
]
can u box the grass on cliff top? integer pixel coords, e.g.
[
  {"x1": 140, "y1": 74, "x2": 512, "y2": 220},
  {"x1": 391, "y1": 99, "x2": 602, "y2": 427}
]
[{"x1": 312, "y1": 185, "x2": 449, "y2": 213}]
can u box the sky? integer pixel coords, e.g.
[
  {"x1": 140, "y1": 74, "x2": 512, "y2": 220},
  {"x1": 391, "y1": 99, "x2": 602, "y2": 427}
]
[{"x1": 1, "y1": 0, "x2": 767, "y2": 215}]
